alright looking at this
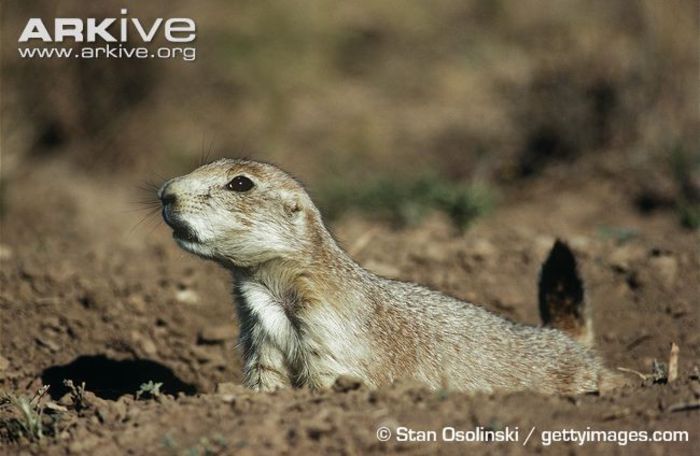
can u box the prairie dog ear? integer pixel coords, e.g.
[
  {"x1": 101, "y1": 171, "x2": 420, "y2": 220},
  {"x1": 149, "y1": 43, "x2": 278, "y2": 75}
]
[{"x1": 281, "y1": 191, "x2": 302, "y2": 216}]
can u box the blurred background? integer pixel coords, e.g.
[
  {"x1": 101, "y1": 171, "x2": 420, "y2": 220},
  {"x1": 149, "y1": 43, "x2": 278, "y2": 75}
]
[
  {"x1": 1, "y1": 4, "x2": 699, "y2": 449},
  {"x1": 2, "y1": 0, "x2": 699, "y2": 228}
]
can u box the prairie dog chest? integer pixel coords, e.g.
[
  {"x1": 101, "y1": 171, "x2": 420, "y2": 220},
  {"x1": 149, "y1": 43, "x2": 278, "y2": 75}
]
[
  {"x1": 235, "y1": 274, "x2": 372, "y2": 388},
  {"x1": 237, "y1": 280, "x2": 298, "y2": 352}
]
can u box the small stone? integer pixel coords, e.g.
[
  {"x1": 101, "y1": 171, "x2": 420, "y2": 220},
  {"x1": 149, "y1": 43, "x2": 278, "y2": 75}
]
[
  {"x1": 423, "y1": 243, "x2": 449, "y2": 262},
  {"x1": 79, "y1": 285, "x2": 112, "y2": 310},
  {"x1": 649, "y1": 255, "x2": 677, "y2": 288},
  {"x1": 36, "y1": 296, "x2": 61, "y2": 306},
  {"x1": 690, "y1": 383, "x2": 700, "y2": 399},
  {"x1": 127, "y1": 295, "x2": 147, "y2": 313},
  {"x1": 36, "y1": 337, "x2": 60, "y2": 352},
  {"x1": 42, "y1": 316, "x2": 62, "y2": 331},
  {"x1": 88, "y1": 393, "x2": 121, "y2": 423},
  {"x1": 111, "y1": 399, "x2": 128, "y2": 420},
  {"x1": 569, "y1": 236, "x2": 591, "y2": 250},
  {"x1": 690, "y1": 366, "x2": 700, "y2": 381},
  {"x1": 0, "y1": 244, "x2": 12, "y2": 260},
  {"x1": 190, "y1": 346, "x2": 225, "y2": 366},
  {"x1": 198, "y1": 325, "x2": 234, "y2": 344},
  {"x1": 68, "y1": 435, "x2": 100, "y2": 453},
  {"x1": 140, "y1": 338, "x2": 158, "y2": 356},
  {"x1": 175, "y1": 289, "x2": 199, "y2": 305},
  {"x1": 216, "y1": 382, "x2": 239, "y2": 395},
  {"x1": 45, "y1": 401, "x2": 68, "y2": 413},
  {"x1": 216, "y1": 382, "x2": 243, "y2": 402},
  {"x1": 0, "y1": 355, "x2": 9, "y2": 371},
  {"x1": 217, "y1": 393, "x2": 235, "y2": 403},
  {"x1": 609, "y1": 244, "x2": 644, "y2": 271},
  {"x1": 333, "y1": 375, "x2": 363, "y2": 393},
  {"x1": 304, "y1": 410, "x2": 334, "y2": 438},
  {"x1": 602, "y1": 407, "x2": 630, "y2": 421},
  {"x1": 472, "y1": 238, "x2": 497, "y2": 259},
  {"x1": 58, "y1": 393, "x2": 74, "y2": 407},
  {"x1": 131, "y1": 331, "x2": 157, "y2": 356}
]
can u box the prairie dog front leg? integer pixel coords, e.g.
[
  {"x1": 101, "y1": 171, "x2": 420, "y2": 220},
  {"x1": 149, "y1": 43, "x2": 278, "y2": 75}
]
[{"x1": 241, "y1": 334, "x2": 291, "y2": 391}]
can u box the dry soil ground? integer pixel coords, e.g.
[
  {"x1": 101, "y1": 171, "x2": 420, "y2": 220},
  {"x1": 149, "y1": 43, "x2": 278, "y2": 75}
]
[{"x1": 0, "y1": 158, "x2": 698, "y2": 455}]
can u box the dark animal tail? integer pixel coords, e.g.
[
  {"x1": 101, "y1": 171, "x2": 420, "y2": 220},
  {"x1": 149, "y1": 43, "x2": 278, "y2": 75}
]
[{"x1": 539, "y1": 240, "x2": 593, "y2": 347}]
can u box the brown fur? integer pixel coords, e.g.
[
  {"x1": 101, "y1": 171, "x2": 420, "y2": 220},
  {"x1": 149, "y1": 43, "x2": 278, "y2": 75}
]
[{"x1": 159, "y1": 159, "x2": 626, "y2": 394}]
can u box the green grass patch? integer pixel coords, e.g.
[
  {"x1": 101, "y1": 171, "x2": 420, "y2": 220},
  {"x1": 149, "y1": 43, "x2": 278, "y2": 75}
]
[
  {"x1": 0, "y1": 386, "x2": 58, "y2": 443},
  {"x1": 316, "y1": 173, "x2": 495, "y2": 229},
  {"x1": 670, "y1": 145, "x2": 700, "y2": 230},
  {"x1": 597, "y1": 225, "x2": 640, "y2": 244}
]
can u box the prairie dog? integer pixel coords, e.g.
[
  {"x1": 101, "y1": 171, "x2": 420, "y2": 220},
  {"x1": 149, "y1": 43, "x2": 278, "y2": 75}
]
[{"x1": 158, "y1": 159, "x2": 624, "y2": 394}]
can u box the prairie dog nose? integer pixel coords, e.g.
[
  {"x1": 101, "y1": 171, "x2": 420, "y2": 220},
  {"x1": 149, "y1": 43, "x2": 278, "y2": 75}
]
[
  {"x1": 160, "y1": 192, "x2": 176, "y2": 207},
  {"x1": 159, "y1": 184, "x2": 177, "y2": 207}
]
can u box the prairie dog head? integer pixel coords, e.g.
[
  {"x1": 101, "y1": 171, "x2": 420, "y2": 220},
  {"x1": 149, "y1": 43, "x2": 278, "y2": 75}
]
[{"x1": 158, "y1": 159, "x2": 319, "y2": 267}]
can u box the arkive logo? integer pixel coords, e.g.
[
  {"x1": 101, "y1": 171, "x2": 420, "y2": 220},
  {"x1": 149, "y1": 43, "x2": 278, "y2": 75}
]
[
  {"x1": 17, "y1": 9, "x2": 197, "y2": 61},
  {"x1": 19, "y1": 9, "x2": 196, "y2": 43}
]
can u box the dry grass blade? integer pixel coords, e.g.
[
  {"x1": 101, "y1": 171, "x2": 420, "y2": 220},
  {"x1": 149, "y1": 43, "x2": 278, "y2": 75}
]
[
  {"x1": 668, "y1": 342, "x2": 679, "y2": 383},
  {"x1": 668, "y1": 400, "x2": 700, "y2": 413},
  {"x1": 617, "y1": 367, "x2": 648, "y2": 381}
]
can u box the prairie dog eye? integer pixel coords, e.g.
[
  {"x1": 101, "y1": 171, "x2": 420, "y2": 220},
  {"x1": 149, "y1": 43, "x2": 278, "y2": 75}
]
[{"x1": 226, "y1": 175, "x2": 254, "y2": 192}]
